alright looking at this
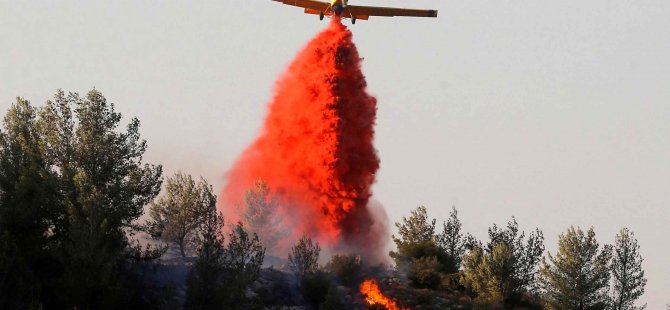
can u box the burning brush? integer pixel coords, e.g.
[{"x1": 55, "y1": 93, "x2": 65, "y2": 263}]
[{"x1": 359, "y1": 279, "x2": 408, "y2": 310}]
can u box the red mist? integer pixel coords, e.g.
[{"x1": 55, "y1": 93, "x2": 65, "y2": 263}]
[{"x1": 221, "y1": 18, "x2": 389, "y2": 261}]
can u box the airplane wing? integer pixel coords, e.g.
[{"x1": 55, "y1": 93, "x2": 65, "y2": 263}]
[
  {"x1": 346, "y1": 5, "x2": 438, "y2": 18},
  {"x1": 272, "y1": 0, "x2": 331, "y2": 11}
]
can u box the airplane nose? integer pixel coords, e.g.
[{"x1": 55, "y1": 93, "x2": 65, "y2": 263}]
[{"x1": 333, "y1": 5, "x2": 344, "y2": 15}]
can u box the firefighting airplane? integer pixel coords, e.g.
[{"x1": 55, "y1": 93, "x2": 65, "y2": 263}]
[{"x1": 271, "y1": 0, "x2": 438, "y2": 24}]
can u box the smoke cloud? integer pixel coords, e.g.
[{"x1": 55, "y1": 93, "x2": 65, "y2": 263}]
[{"x1": 221, "y1": 19, "x2": 389, "y2": 262}]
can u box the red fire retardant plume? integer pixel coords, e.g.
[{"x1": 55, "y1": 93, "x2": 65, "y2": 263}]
[{"x1": 221, "y1": 19, "x2": 389, "y2": 261}]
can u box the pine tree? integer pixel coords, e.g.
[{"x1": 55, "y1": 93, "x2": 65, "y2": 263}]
[
  {"x1": 222, "y1": 222, "x2": 266, "y2": 297},
  {"x1": 460, "y1": 218, "x2": 544, "y2": 305},
  {"x1": 241, "y1": 179, "x2": 287, "y2": 254},
  {"x1": 1, "y1": 90, "x2": 166, "y2": 308},
  {"x1": 186, "y1": 214, "x2": 265, "y2": 309},
  {"x1": 148, "y1": 172, "x2": 216, "y2": 259},
  {"x1": 437, "y1": 206, "x2": 467, "y2": 273},
  {"x1": 38, "y1": 89, "x2": 163, "y2": 308},
  {"x1": 389, "y1": 205, "x2": 439, "y2": 270},
  {"x1": 186, "y1": 210, "x2": 227, "y2": 309},
  {"x1": 540, "y1": 227, "x2": 612, "y2": 310},
  {"x1": 288, "y1": 235, "x2": 321, "y2": 278},
  {"x1": 461, "y1": 243, "x2": 514, "y2": 304},
  {"x1": 0, "y1": 98, "x2": 62, "y2": 309},
  {"x1": 391, "y1": 206, "x2": 457, "y2": 289},
  {"x1": 393, "y1": 205, "x2": 436, "y2": 246},
  {"x1": 610, "y1": 228, "x2": 646, "y2": 310},
  {"x1": 487, "y1": 218, "x2": 545, "y2": 296}
]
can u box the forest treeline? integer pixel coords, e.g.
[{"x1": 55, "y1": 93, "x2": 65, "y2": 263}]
[
  {"x1": 389, "y1": 206, "x2": 647, "y2": 309},
  {"x1": 0, "y1": 90, "x2": 654, "y2": 309}
]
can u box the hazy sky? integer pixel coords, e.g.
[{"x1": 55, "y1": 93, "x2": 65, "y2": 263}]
[{"x1": 1, "y1": 1, "x2": 668, "y2": 307}]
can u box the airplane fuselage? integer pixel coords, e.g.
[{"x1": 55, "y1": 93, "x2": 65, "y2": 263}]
[{"x1": 330, "y1": 0, "x2": 347, "y2": 15}]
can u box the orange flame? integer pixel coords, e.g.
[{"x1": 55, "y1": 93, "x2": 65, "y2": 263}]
[{"x1": 359, "y1": 279, "x2": 408, "y2": 310}]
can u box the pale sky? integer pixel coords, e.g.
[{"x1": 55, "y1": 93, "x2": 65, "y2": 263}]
[{"x1": 1, "y1": 1, "x2": 668, "y2": 307}]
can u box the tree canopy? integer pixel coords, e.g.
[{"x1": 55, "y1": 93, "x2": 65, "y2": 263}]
[
  {"x1": 540, "y1": 227, "x2": 612, "y2": 310},
  {"x1": 610, "y1": 228, "x2": 647, "y2": 310},
  {"x1": 148, "y1": 172, "x2": 216, "y2": 258},
  {"x1": 241, "y1": 179, "x2": 287, "y2": 254},
  {"x1": 0, "y1": 90, "x2": 163, "y2": 309},
  {"x1": 461, "y1": 218, "x2": 544, "y2": 305}
]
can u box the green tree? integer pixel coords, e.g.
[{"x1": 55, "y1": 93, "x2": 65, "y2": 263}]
[
  {"x1": 390, "y1": 206, "x2": 456, "y2": 289},
  {"x1": 222, "y1": 222, "x2": 266, "y2": 305},
  {"x1": 437, "y1": 206, "x2": 467, "y2": 273},
  {"x1": 461, "y1": 243, "x2": 514, "y2": 304},
  {"x1": 486, "y1": 218, "x2": 545, "y2": 294},
  {"x1": 389, "y1": 206, "x2": 437, "y2": 270},
  {"x1": 393, "y1": 205, "x2": 436, "y2": 246},
  {"x1": 540, "y1": 227, "x2": 612, "y2": 310},
  {"x1": 186, "y1": 210, "x2": 227, "y2": 309},
  {"x1": 460, "y1": 218, "x2": 544, "y2": 305},
  {"x1": 185, "y1": 210, "x2": 265, "y2": 310},
  {"x1": 147, "y1": 172, "x2": 216, "y2": 258},
  {"x1": 0, "y1": 98, "x2": 62, "y2": 309},
  {"x1": 241, "y1": 179, "x2": 287, "y2": 254},
  {"x1": 288, "y1": 235, "x2": 321, "y2": 278},
  {"x1": 38, "y1": 89, "x2": 163, "y2": 308},
  {"x1": 610, "y1": 228, "x2": 646, "y2": 310},
  {"x1": 325, "y1": 254, "x2": 363, "y2": 286},
  {"x1": 408, "y1": 255, "x2": 443, "y2": 289}
]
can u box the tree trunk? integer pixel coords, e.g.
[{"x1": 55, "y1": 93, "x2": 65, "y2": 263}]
[{"x1": 179, "y1": 241, "x2": 186, "y2": 259}]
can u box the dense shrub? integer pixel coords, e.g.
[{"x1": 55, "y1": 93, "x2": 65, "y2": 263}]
[
  {"x1": 318, "y1": 285, "x2": 345, "y2": 310},
  {"x1": 408, "y1": 256, "x2": 442, "y2": 289},
  {"x1": 326, "y1": 254, "x2": 364, "y2": 286},
  {"x1": 302, "y1": 271, "x2": 331, "y2": 308}
]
